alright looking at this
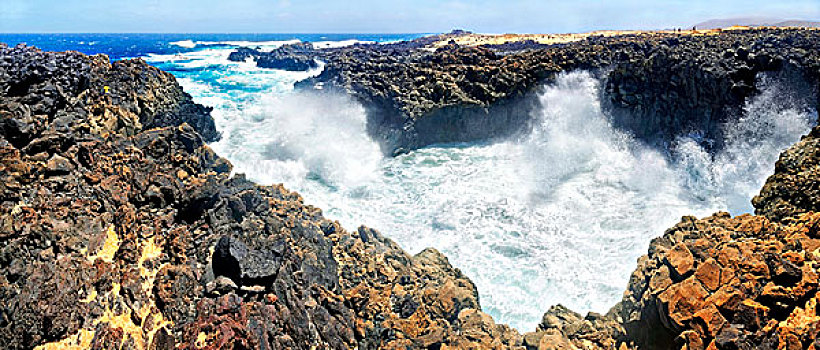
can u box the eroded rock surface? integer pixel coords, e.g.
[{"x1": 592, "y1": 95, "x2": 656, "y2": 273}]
[
  {"x1": 228, "y1": 43, "x2": 319, "y2": 71},
  {"x1": 610, "y1": 211, "x2": 820, "y2": 349},
  {"x1": 0, "y1": 44, "x2": 220, "y2": 145},
  {"x1": 278, "y1": 29, "x2": 820, "y2": 154},
  {"x1": 0, "y1": 44, "x2": 522, "y2": 350},
  {"x1": 4, "y1": 32, "x2": 820, "y2": 350},
  {"x1": 754, "y1": 126, "x2": 820, "y2": 223}
]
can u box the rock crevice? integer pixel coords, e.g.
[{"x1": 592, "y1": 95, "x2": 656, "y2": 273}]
[{"x1": 3, "y1": 29, "x2": 820, "y2": 349}]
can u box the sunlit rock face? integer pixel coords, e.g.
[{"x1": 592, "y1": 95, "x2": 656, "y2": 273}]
[
  {"x1": 2, "y1": 27, "x2": 820, "y2": 350},
  {"x1": 0, "y1": 44, "x2": 520, "y2": 350},
  {"x1": 278, "y1": 29, "x2": 820, "y2": 155}
]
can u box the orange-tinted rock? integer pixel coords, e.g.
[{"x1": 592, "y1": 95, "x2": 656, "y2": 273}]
[
  {"x1": 665, "y1": 243, "x2": 695, "y2": 279},
  {"x1": 678, "y1": 330, "x2": 704, "y2": 350},
  {"x1": 536, "y1": 329, "x2": 575, "y2": 350},
  {"x1": 693, "y1": 304, "x2": 726, "y2": 337},
  {"x1": 649, "y1": 265, "x2": 673, "y2": 292},
  {"x1": 694, "y1": 258, "x2": 720, "y2": 292},
  {"x1": 704, "y1": 285, "x2": 742, "y2": 311},
  {"x1": 658, "y1": 277, "x2": 708, "y2": 329}
]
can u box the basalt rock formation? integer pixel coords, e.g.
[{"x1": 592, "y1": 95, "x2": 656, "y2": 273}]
[
  {"x1": 4, "y1": 32, "x2": 820, "y2": 350},
  {"x1": 227, "y1": 43, "x2": 320, "y2": 71},
  {"x1": 0, "y1": 44, "x2": 521, "y2": 349},
  {"x1": 272, "y1": 29, "x2": 820, "y2": 154},
  {"x1": 754, "y1": 126, "x2": 820, "y2": 222},
  {"x1": 602, "y1": 31, "x2": 819, "y2": 150},
  {"x1": 0, "y1": 44, "x2": 220, "y2": 145}
]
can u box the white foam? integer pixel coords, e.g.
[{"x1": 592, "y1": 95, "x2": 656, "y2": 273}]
[
  {"x1": 211, "y1": 91, "x2": 382, "y2": 189},
  {"x1": 169, "y1": 40, "x2": 196, "y2": 49},
  {"x1": 165, "y1": 64, "x2": 814, "y2": 332},
  {"x1": 169, "y1": 39, "x2": 301, "y2": 50}
]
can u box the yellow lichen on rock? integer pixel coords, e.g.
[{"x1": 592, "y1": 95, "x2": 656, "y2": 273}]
[
  {"x1": 195, "y1": 332, "x2": 209, "y2": 348},
  {"x1": 87, "y1": 225, "x2": 120, "y2": 263},
  {"x1": 39, "y1": 233, "x2": 174, "y2": 350},
  {"x1": 139, "y1": 236, "x2": 165, "y2": 291},
  {"x1": 79, "y1": 289, "x2": 97, "y2": 303}
]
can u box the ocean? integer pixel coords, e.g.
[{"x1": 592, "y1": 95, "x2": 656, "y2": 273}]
[{"x1": 2, "y1": 33, "x2": 814, "y2": 331}]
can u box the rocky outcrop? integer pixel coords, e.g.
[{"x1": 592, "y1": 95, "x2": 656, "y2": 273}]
[
  {"x1": 227, "y1": 43, "x2": 319, "y2": 71},
  {"x1": 290, "y1": 29, "x2": 820, "y2": 154},
  {"x1": 609, "y1": 210, "x2": 820, "y2": 349},
  {"x1": 4, "y1": 33, "x2": 820, "y2": 350},
  {"x1": 0, "y1": 44, "x2": 220, "y2": 145},
  {"x1": 754, "y1": 127, "x2": 820, "y2": 222},
  {"x1": 297, "y1": 44, "x2": 613, "y2": 154},
  {"x1": 602, "y1": 31, "x2": 819, "y2": 150},
  {"x1": 0, "y1": 44, "x2": 521, "y2": 349}
]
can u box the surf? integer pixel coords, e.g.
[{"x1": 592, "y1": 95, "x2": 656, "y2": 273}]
[{"x1": 155, "y1": 44, "x2": 815, "y2": 331}]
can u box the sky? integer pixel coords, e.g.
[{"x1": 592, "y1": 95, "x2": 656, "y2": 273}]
[{"x1": 1, "y1": 0, "x2": 818, "y2": 33}]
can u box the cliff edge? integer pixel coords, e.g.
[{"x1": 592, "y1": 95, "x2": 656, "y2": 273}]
[{"x1": 3, "y1": 33, "x2": 820, "y2": 349}]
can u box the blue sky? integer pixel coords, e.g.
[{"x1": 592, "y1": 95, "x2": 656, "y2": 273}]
[{"x1": 1, "y1": 0, "x2": 818, "y2": 33}]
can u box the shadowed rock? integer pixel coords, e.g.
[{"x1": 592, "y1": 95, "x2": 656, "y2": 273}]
[
  {"x1": 3, "y1": 32, "x2": 820, "y2": 349},
  {"x1": 279, "y1": 29, "x2": 820, "y2": 155}
]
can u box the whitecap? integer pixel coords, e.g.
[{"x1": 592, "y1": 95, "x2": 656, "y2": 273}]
[{"x1": 169, "y1": 40, "x2": 197, "y2": 49}]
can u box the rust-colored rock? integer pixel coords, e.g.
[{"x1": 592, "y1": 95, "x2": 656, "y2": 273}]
[
  {"x1": 3, "y1": 29, "x2": 820, "y2": 350},
  {"x1": 665, "y1": 243, "x2": 696, "y2": 279}
]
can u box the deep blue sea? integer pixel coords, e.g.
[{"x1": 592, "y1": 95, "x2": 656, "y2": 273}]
[
  {"x1": 0, "y1": 33, "x2": 424, "y2": 60},
  {"x1": 1, "y1": 33, "x2": 814, "y2": 331}
]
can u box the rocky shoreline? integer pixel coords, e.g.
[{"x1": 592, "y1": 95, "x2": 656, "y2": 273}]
[
  {"x1": 1, "y1": 29, "x2": 819, "y2": 349},
  {"x1": 238, "y1": 29, "x2": 820, "y2": 154}
]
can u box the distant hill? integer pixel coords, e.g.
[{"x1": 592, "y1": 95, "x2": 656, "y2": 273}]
[
  {"x1": 772, "y1": 20, "x2": 820, "y2": 28},
  {"x1": 693, "y1": 17, "x2": 820, "y2": 29}
]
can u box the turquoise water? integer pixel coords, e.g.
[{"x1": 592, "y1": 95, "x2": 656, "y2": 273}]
[
  {"x1": 4, "y1": 34, "x2": 814, "y2": 331},
  {"x1": 162, "y1": 43, "x2": 812, "y2": 331}
]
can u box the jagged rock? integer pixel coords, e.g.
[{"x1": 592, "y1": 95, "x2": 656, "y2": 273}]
[
  {"x1": 0, "y1": 43, "x2": 525, "y2": 350},
  {"x1": 665, "y1": 243, "x2": 695, "y2": 280},
  {"x1": 45, "y1": 153, "x2": 73, "y2": 174},
  {"x1": 2, "y1": 30, "x2": 820, "y2": 350},
  {"x1": 538, "y1": 305, "x2": 583, "y2": 332},
  {"x1": 290, "y1": 29, "x2": 820, "y2": 154},
  {"x1": 227, "y1": 46, "x2": 258, "y2": 62},
  {"x1": 610, "y1": 211, "x2": 820, "y2": 349},
  {"x1": 228, "y1": 43, "x2": 319, "y2": 71},
  {"x1": 212, "y1": 235, "x2": 283, "y2": 286},
  {"x1": 536, "y1": 330, "x2": 575, "y2": 350},
  {"x1": 0, "y1": 44, "x2": 220, "y2": 144},
  {"x1": 754, "y1": 126, "x2": 820, "y2": 222},
  {"x1": 205, "y1": 276, "x2": 238, "y2": 296}
]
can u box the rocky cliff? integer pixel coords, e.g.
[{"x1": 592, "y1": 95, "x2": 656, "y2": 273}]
[
  {"x1": 0, "y1": 44, "x2": 520, "y2": 349},
  {"x1": 3, "y1": 32, "x2": 820, "y2": 350},
  {"x1": 279, "y1": 29, "x2": 820, "y2": 154}
]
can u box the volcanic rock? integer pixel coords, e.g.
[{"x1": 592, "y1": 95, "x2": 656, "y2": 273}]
[
  {"x1": 287, "y1": 29, "x2": 820, "y2": 155},
  {"x1": 0, "y1": 43, "x2": 524, "y2": 349},
  {"x1": 228, "y1": 43, "x2": 319, "y2": 71},
  {"x1": 3, "y1": 30, "x2": 820, "y2": 350}
]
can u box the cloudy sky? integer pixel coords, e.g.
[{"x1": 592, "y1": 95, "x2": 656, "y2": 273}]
[{"x1": 1, "y1": 0, "x2": 818, "y2": 33}]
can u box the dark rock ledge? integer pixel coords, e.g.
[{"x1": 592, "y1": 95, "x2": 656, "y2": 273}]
[
  {"x1": 241, "y1": 29, "x2": 820, "y2": 155},
  {"x1": 3, "y1": 34, "x2": 820, "y2": 350},
  {"x1": 0, "y1": 44, "x2": 520, "y2": 349},
  {"x1": 228, "y1": 43, "x2": 320, "y2": 71}
]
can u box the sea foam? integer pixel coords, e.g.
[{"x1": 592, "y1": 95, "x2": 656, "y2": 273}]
[{"x1": 157, "y1": 46, "x2": 815, "y2": 332}]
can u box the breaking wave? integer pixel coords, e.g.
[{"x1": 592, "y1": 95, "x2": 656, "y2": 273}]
[{"x1": 157, "y1": 47, "x2": 815, "y2": 331}]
